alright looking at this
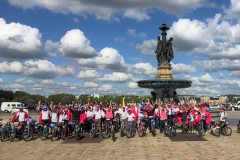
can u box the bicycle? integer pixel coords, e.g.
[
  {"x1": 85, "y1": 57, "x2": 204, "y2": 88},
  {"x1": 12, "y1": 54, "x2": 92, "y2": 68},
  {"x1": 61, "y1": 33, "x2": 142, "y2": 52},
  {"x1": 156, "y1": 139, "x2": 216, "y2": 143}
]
[
  {"x1": 149, "y1": 118, "x2": 156, "y2": 137},
  {"x1": 102, "y1": 119, "x2": 116, "y2": 142},
  {"x1": 126, "y1": 121, "x2": 136, "y2": 138},
  {"x1": 50, "y1": 123, "x2": 60, "y2": 141},
  {"x1": 137, "y1": 118, "x2": 146, "y2": 137},
  {"x1": 164, "y1": 120, "x2": 177, "y2": 137},
  {"x1": 10, "y1": 121, "x2": 26, "y2": 142},
  {"x1": 1, "y1": 119, "x2": 12, "y2": 141},
  {"x1": 120, "y1": 119, "x2": 127, "y2": 137},
  {"x1": 0, "y1": 122, "x2": 4, "y2": 142},
  {"x1": 59, "y1": 119, "x2": 68, "y2": 141},
  {"x1": 89, "y1": 119, "x2": 97, "y2": 139},
  {"x1": 237, "y1": 120, "x2": 240, "y2": 133},
  {"x1": 41, "y1": 120, "x2": 49, "y2": 140},
  {"x1": 197, "y1": 116, "x2": 206, "y2": 136},
  {"x1": 23, "y1": 120, "x2": 34, "y2": 141}
]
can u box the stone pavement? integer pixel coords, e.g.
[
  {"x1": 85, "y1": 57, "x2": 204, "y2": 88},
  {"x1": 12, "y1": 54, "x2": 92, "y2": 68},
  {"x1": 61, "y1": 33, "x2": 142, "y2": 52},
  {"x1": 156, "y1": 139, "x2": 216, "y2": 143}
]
[
  {"x1": 1, "y1": 111, "x2": 240, "y2": 160},
  {"x1": 0, "y1": 129, "x2": 240, "y2": 160}
]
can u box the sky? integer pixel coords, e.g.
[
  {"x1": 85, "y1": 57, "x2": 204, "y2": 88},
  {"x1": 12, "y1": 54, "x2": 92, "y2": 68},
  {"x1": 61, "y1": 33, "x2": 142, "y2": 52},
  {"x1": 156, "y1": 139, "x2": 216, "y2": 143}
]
[{"x1": 0, "y1": 0, "x2": 240, "y2": 97}]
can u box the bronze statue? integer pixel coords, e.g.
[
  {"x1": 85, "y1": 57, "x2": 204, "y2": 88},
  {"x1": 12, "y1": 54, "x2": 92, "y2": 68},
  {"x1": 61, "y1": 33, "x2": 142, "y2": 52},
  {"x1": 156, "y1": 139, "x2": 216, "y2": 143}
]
[{"x1": 155, "y1": 24, "x2": 174, "y2": 66}]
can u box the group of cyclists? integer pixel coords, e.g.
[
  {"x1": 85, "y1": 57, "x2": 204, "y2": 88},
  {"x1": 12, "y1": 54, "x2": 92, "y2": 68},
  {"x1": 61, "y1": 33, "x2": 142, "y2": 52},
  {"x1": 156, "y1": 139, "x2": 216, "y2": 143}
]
[{"x1": 0, "y1": 98, "x2": 232, "y2": 142}]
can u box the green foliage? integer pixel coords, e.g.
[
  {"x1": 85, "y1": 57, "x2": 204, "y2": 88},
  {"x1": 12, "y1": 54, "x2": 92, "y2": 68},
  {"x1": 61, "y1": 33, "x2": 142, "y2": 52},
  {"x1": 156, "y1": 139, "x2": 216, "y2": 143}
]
[{"x1": 47, "y1": 93, "x2": 76, "y2": 105}]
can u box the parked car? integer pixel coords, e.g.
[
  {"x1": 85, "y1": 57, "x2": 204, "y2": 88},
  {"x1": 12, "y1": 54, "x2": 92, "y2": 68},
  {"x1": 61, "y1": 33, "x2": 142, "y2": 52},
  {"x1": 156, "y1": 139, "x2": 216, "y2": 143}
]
[
  {"x1": 1, "y1": 102, "x2": 28, "y2": 113},
  {"x1": 233, "y1": 102, "x2": 240, "y2": 110},
  {"x1": 210, "y1": 104, "x2": 221, "y2": 110}
]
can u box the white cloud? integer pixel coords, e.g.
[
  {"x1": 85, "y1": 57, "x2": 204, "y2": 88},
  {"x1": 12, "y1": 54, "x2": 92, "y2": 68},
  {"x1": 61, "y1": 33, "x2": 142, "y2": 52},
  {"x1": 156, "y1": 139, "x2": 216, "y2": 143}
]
[
  {"x1": 169, "y1": 14, "x2": 240, "y2": 59},
  {"x1": 0, "y1": 61, "x2": 24, "y2": 73},
  {"x1": 130, "y1": 63, "x2": 156, "y2": 75},
  {"x1": 72, "y1": 17, "x2": 80, "y2": 23},
  {"x1": 127, "y1": 29, "x2": 146, "y2": 38},
  {"x1": 0, "y1": 78, "x2": 3, "y2": 83},
  {"x1": 84, "y1": 82, "x2": 98, "y2": 88},
  {"x1": 77, "y1": 47, "x2": 128, "y2": 71},
  {"x1": 77, "y1": 70, "x2": 100, "y2": 79},
  {"x1": 172, "y1": 63, "x2": 196, "y2": 74},
  {"x1": 194, "y1": 59, "x2": 240, "y2": 72},
  {"x1": 224, "y1": 0, "x2": 240, "y2": 21},
  {"x1": 136, "y1": 39, "x2": 157, "y2": 56},
  {"x1": 59, "y1": 29, "x2": 97, "y2": 58},
  {"x1": 98, "y1": 84, "x2": 112, "y2": 92},
  {"x1": 99, "y1": 72, "x2": 132, "y2": 83},
  {"x1": 8, "y1": 0, "x2": 208, "y2": 21},
  {"x1": 24, "y1": 60, "x2": 74, "y2": 79},
  {"x1": 0, "y1": 18, "x2": 43, "y2": 59},
  {"x1": 123, "y1": 9, "x2": 150, "y2": 21},
  {"x1": 128, "y1": 81, "x2": 138, "y2": 89},
  {"x1": 229, "y1": 71, "x2": 240, "y2": 78}
]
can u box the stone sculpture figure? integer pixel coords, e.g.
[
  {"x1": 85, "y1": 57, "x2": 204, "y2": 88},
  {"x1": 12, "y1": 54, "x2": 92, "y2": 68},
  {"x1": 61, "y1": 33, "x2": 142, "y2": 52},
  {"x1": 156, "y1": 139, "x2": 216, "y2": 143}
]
[{"x1": 155, "y1": 24, "x2": 174, "y2": 66}]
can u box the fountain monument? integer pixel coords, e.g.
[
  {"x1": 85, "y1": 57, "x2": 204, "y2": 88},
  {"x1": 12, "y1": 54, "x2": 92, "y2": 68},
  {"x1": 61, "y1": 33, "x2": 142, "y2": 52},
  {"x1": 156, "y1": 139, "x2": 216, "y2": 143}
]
[{"x1": 137, "y1": 23, "x2": 192, "y2": 102}]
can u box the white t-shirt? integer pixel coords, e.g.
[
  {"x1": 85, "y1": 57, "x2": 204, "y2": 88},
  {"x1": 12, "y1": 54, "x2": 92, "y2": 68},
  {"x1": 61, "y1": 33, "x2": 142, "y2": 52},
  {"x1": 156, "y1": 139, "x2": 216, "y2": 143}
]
[
  {"x1": 42, "y1": 110, "x2": 50, "y2": 120},
  {"x1": 59, "y1": 114, "x2": 68, "y2": 123},
  {"x1": 86, "y1": 111, "x2": 94, "y2": 118},
  {"x1": 122, "y1": 111, "x2": 128, "y2": 120},
  {"x1": 17, "y1": 112, "x2": 26, "y2": 122},
  {"x1": 127, "y1": 113, "x2": 135, "y2": 122},
  {"x1": 118, "y1": 108, "x2": 123, "y2": 115},
  {"x1": 51, "y1": 112, "x2": 58, "y2": 123},
  {"x1": 219, "y1": 112, "x2": 227, "y2": 121}
]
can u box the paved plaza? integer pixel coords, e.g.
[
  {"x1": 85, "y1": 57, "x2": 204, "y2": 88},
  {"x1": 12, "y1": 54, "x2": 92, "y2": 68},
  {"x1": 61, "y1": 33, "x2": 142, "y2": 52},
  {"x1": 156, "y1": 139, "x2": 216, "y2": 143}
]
[{"x1": 1, "y1": 112, "x2": 240, "y2": 160}]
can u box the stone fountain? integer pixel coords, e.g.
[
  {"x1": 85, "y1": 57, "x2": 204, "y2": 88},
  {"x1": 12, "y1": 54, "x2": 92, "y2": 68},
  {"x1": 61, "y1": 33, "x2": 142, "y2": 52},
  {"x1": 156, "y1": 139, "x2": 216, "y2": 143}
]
[{"x1": 137, "y1": 23, "x2": 192, "y2": 101}]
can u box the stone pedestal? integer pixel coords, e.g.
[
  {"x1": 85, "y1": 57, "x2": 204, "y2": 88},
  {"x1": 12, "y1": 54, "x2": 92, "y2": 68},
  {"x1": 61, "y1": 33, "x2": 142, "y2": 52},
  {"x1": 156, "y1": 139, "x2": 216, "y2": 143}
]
[{"x1": 156, "y1": 64, "x2": 172, "y2": 80}]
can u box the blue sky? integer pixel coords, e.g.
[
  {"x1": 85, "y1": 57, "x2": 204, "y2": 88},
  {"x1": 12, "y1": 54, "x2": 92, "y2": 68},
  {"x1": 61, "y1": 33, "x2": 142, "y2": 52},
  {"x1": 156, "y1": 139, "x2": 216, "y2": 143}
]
[{"x1": 0, "y1": 0, "x2": 239, "y2": 97}]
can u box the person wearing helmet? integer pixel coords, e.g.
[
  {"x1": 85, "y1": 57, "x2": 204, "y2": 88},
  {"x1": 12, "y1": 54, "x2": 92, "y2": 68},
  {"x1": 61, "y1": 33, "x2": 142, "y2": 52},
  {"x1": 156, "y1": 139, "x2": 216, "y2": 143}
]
[
  {"x1": 38, "y1": 105, "x2": 51, "y2": 125},
  {"x1": 142, "y1": 102, "x2": 157, "y2": 133},
  {"x1": 11, "y1": 106, "x2": 29, "y2": 123},
  {"x1": 127, "y1": 108, "x2": 135, "y2": 122},
  {"x1": 205, "y1": 107, "x2": 211, "y2": 132}
]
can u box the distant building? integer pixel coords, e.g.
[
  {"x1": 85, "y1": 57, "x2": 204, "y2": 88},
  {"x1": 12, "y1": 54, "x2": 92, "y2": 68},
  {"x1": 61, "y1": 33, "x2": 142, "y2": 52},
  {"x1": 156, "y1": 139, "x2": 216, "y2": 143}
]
[
  {"x1": 178, "y1": 95, "x2": 197, "y2": 104},
  {"x1": 200, "y1": 95, "x2": 227, "y2": 104}
]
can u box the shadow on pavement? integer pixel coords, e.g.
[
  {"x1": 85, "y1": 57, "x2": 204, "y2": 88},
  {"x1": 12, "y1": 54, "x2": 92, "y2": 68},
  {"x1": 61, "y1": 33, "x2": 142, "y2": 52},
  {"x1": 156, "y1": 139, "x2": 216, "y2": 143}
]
[
  {"x1": 169, "y1": 133, "x2": 208, "y2": 142},
  {"x1": 62, "y1": 133, "x2": 103, "y2": 144}
]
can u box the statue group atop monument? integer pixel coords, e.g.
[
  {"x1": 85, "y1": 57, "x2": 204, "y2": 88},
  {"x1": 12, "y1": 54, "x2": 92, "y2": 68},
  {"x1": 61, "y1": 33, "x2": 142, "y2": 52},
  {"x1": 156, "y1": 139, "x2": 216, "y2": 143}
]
[{"x1": 155, "y1": 24, "x2": 174, "y2": 66}]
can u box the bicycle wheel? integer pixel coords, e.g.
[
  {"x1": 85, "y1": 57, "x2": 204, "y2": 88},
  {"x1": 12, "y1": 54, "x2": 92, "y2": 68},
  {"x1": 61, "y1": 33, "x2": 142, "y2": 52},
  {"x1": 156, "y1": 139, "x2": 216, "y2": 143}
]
[
  {"x1": 111, "y1": 126, "x2": 115, "y2": 142},
  {"x1": 222, "y1": 127, "x2": 232, "y2": 136},
  {"x1": 23, "y1": 126, "x2": 33, "y2": 141},
  {"x1": 61, "y1": 126, "x2": 67, "y2": 141},
  {"x1": 51, "y1": 128, "x2": 57, "y2": 141},
  {"x1": 102, "y1": 125, "x2": 110, "y2": 139},
  {"x1": 120, "y1": 125, "x2": 125, "y2": 137},
  {"x1": 10, "y1": 132, "x2": 15, "y2": 142},
  {"x1": 41, "y1": 127, "x2": 48, "y2": 140},
  {"x1": 90, "y1": 128, "x2": 96, "y2": 139},
  {"x1": 0, "y1": 130, "x2": 4, "y2": 142},
  {"x1": 213, "y1": 127, "x2": 220, "y2": 136},
  {"x1": 126, "y1": 126, "x2": 132, "y2": 138},
  {"x1": 151, "y1": 123, "x2": 156, "y2": 137},
  {"x1": 237, "y1": 127, "x2": 240, "y2": 133}
]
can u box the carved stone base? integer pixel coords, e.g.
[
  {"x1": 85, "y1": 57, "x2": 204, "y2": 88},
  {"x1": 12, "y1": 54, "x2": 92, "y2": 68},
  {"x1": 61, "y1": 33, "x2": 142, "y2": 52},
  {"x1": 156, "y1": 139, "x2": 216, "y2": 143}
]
[{"x1": 156, "y1": 64, "x2": 173, "y2": 80}]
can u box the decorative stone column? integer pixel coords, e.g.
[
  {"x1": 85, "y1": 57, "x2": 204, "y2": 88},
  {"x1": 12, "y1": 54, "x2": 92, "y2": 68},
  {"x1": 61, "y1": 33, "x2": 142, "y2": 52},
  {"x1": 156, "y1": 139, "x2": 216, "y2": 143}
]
[{"x1": 156, "y1": 64, "x2": 173, "y2": 80}]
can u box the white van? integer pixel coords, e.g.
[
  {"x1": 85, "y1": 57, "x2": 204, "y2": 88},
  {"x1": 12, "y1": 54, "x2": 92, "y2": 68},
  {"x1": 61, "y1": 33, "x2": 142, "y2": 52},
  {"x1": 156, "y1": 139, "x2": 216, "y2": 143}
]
[{"x1": 1, "y1": 102, "x2": 28, "y2": 113}]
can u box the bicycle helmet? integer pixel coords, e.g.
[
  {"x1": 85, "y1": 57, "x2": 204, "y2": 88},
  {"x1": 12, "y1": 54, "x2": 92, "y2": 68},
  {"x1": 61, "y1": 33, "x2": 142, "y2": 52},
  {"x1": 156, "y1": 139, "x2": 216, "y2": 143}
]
[
  {"x1": 42, "y1": 105, "x2": 48, "y2": 110},
  {"x1": 74, "y1": 105, "x2": 78, "y2": 109},
  {"x1": 18, "y1": 106, "x2": 24, "y2": 110},
  {"x1": 80, "y1": 106, "x2": 85, "y2": 110},
  {"x1": 29, "y1": 118, "x2": 34, "y2": 123},
  {"x1": 111, "y1": 102, "x2": 115, "y2": 105},
  {"x1": 50, "y1": 123, "x2": 55, "y2": 128}
]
